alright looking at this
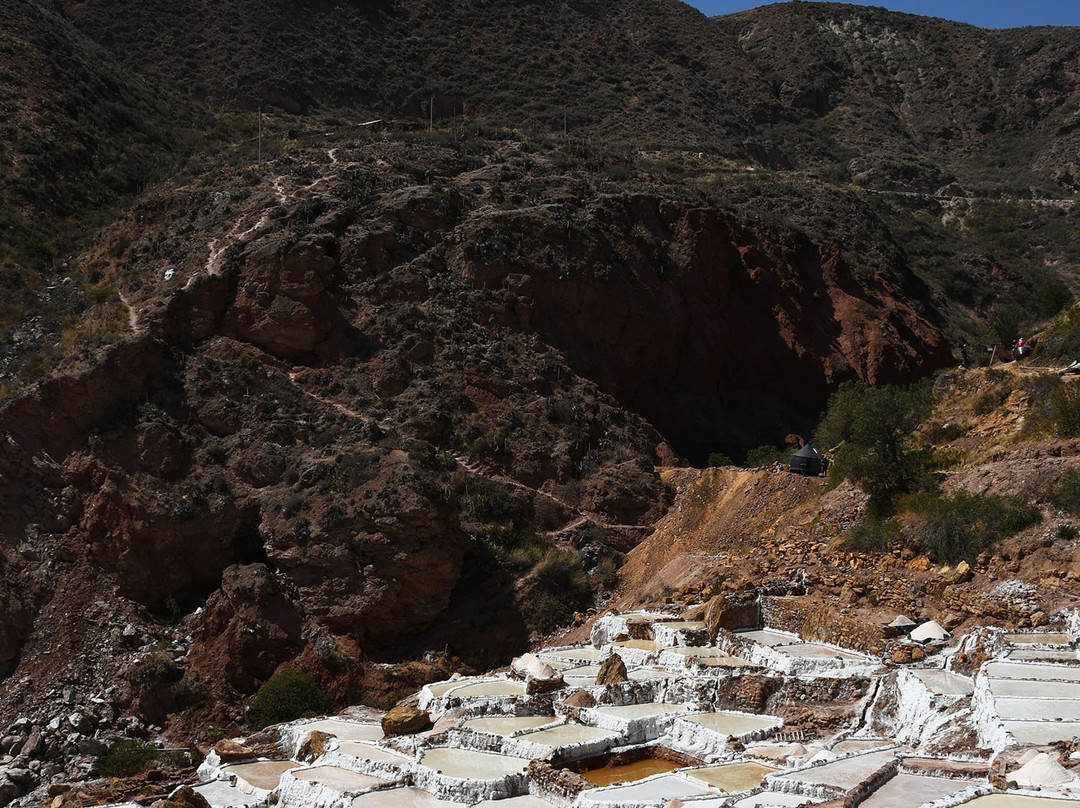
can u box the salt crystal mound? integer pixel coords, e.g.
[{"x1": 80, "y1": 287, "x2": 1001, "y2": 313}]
[
  {"x1": 910, "y1": 621, "x2": 950, "y2": 643},
  {"x1": 1011, "y1": 752, "x2": 1079, "y2": 787}
]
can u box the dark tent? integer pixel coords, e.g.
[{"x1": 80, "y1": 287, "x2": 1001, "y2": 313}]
[{"x1": 790, "y1": 445, "x2": 825, "y2": 476}]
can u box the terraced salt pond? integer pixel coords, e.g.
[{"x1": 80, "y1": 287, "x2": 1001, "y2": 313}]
[
  {"x1": 592, "y1": 703, "x2": 686, "y2": 720},
  {"x1": 579, "y1": 758, "x2": 685, "y2": 786},
  {"x1": 732, "y1": 794, "x2": 824, "y2": 807},
  {"x1": 444, "y1": 679, "x2": 526, "y2": 698},
  {"x1": 223, "y1": 761, "x2": 302, "y2": 791},
  {"x1": 539, "y1": 647, "x2": 603, "y2": 663},
  {"x1": 961, "y1": 797, "x2": 1080, "y2": 808},
  {"x1": 856, "y1": 773, "x2": 970, "y2": 808},
  {"x1": 290, "y1": 765, "x2": 388, "y2": 791},
  {"x1": 297, "y1": 719, "x2": 383, "y2": 741},
  {"x1": 1003, "y1": 720, "x2": 1080, "y2": 744},
  {"x1": 771, "y1": 748, "x2": 898, "y2": 792},
  {"x1": 462, "y1": 716, "x2": 555, "y2": 736},
  {"x1": 577, "y1": 773, "x2": 716, "y2": 804},
  {"x1": 518, "y1": 724, "x2": 620, "y2": 750},
  {"x1": 1005, "y1": 633, "x2": 1073, "y2": 645},
  {"x1": 680, "y1": 711, "x2": 782, "y2": 736},
  {"x1": 685, "y1": 761, "x2": 778, "y2": 791},
  {"x1": 984, "y1": 662, "x2": 1080, "y2": 682},
  {"x1": 419, "y1": 748, "x2": 531, "y2": 779},
  {"x1": 193, "y1": 613, "x2": 1080, "y2": 808},
  {"x1": 334, "y1": 741, "x2": 413, "y2": 765},
  {"x1": 351, "y1": 786, "x2": 465, "y2": 807}
]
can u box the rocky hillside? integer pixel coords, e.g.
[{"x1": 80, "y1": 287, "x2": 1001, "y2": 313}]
[
  {"x1": 0, "y1": 0, "x2": 1075, "y2": 796},
  {"x1": 0, "y1": 129, "x2": 952, "y2": 738}
]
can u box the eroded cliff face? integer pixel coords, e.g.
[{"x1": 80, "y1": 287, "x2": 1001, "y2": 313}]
[
  {"x1": 449, "y1": 195, "x2": 950, "y2": 460},
  {"x1": 0, "y1": 136, "x2": 951, "y2": 734}
]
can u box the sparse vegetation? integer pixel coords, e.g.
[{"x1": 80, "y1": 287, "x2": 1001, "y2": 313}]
[
  {"x1": 96, "y1": 740, "x2": 161, "y2": 778},
  {"x1": 906, "y1": 490, "x2": 1041, "y2": 565},
  {"x1": 1051, "y1": 469, "x2": 1080, "y2": 516}
]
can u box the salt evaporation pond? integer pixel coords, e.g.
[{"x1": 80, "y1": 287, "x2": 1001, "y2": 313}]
[
  {"x1": 856, "y1": 773, "x2": 970, "y2": 808},
  {"x1": 297, "y1": 719, "x2": 383, "y2": 741},
  {"x1": 580, "y1": 773, "x2": 716, "y2": 803},
  {"x1": 960, "y1": 796, "x2": 1080, "y2": 808},
  {"x1": 194, "y1": 779, "x2": 263, "y2": 808},
  {"x1": 628, "y1": 667, "x2": 671, "y2": 680},
  {"x1": 1009, "y1": 649, "x2": 1080, "y2": 661},
  {"x1": 473, "y1": 796, "x2": 558, "y2": 808},
  {"x1": 562, "y1": 665, "x2": 602, "y2": 686},
  {"x1": 989, "y1": 679, "x2": 1080, "y2": 699},
  {"x1": 581, "y1": 757, "x2": 684, "y2": 786},
  {"x1": 446, "y1": 679, "x2": 526, "y2": 698},
  {"x1": 291, "y1": 765, "x2": 388, "y2": 791},
  {"x1": 593, "y1": 702, "x2": 686, "y2": 719},
  {"x1": 419, "y1": 748, "x2": 531, "y2": 779},
  {"x1": 351, "y1": 786, "x2": 465, "y2": 807},
  {"x1": 518, "y1": 723, "x2": 620, "y2": 748},
  {"x1": 737, "y1": 629, "x2": 801, "y2": 646},
  {"x1": 772, "y1": 749, "x2": 897, "y2": 791},
  {"x1": 683, "y1": 711, "x2": 781, "y2": 735},
  {"x1": 1004, "y1": 720, "x2": 1080, "y2": 744},
  {"x1": 540, "y1": 647, "x2": 603, "y2": 663},
  {"x1": 686, "y1": 761, "x2": 778, "y2": 791},
  {"x1": 1005, "y1": 633, "x2": 1073, "y2": 645},
  {"x1": 779, "y1": 642, "x2": 869, "y2": 661},
  {"x1": 427, "y1": 678, "x2": 484, "y2": 697},
  {"x1": 910, "y1": 669, "x2": 974, "y2": 696},
  {"x1": 733, "y1": 793, "x2": 824, "y2": 807},
  {"x1": 660, "y1": 621, "x2": 707, "y2": 631},
  {"x1": 462, "y1": 716, "x2": 555, "y2": 736},
  {"x1": 830, "y1": 739, "x2": 894, "y2": 754},
  {"x1": 667, "y1": 647, "x2": 749, "y2": 666},
  {"x1": 609, "y1": 639, "x2": 663, "y2": 651},
  {"x1": 985, "y1": 662, "x2": 1080, "y2": 682},
  {"x1": 335, "y1": 741, "x2": 413, "y2": 765},
  {"x1": 995, "y1": 697, "x2": 1080, "y2": 721},
  {"x1": 223, "y1": 761, "x2": 302, "y2": 791}
]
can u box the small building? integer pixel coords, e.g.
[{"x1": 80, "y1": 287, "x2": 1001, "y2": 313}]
[{"x1": 789, "y1": 445, "x2": 825, "y2": 476}]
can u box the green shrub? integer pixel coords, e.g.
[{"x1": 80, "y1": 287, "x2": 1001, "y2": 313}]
[
  {"x1": 1050, "y1": 469, "x2": 1080, "y2": 515},
  {"x1": 246, "y1": 669, "x2": 330, "y2": 729},
  {"x1": 1050, "y1": 383, "x2": 1080, "y2": 437},
  {"x1": 1036, "y1": 277, "x2": 1073, "y2": 319},
  {"x1": 96, "y1": 740, "x2": 160, "y2": 777},
  {"x1": 844, "y1": 517, "x2": 901, "y2": 554},
  {"x1": 744, "y1": 445, "x2": 787, "y2": 468},
  {"x1": 706, "y1": 451, "x2": 733, "y2": 468},
  {"x1": 1057, "y1": 523, "x2": 1078, "y2": 541},
  {"x1": 907, "y1": 490, "x2": 1042, "y2": 565},
  {"x1": 815, "y1": 381, "x2": 934, "y2": 515}
]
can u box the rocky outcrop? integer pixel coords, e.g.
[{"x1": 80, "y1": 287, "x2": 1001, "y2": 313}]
[{"x1": 595, "y1": 653, "x2": 628, "y2": 685}]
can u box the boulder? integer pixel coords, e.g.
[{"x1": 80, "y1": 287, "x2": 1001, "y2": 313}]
[
  {"x1": 595, "y1": 653, "x2": 628, "y2": 685},
  {"x1": 297, "y1": 730, "x2": 333, "y2": 762},
  {"x1": 381, "y1": 706, "x2": 431, "y2": 737},
  {"x1": 149, "y1": 785, "x2": 212, "y2": 808},
  {"x1": 212, "y1": 738, "x2": 255, "y2": 763}
]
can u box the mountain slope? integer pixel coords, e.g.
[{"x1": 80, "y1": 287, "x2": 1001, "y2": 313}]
[{"x1": 59, "y1": 0, "x2": 1080, "y2": 192}]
